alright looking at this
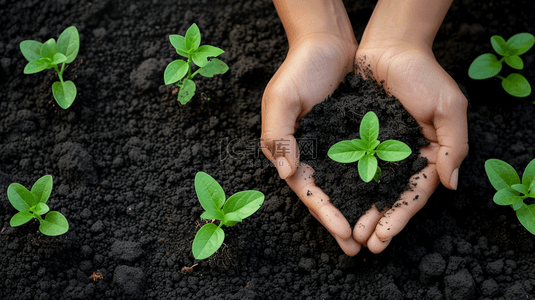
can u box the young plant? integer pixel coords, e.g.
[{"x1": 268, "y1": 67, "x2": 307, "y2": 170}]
[
  {"x1": 468, "y1": 33, "x2": 534, "y2": 98},
  {"x1": 484, "y1": 158, "x2": 535, "y2": 235},
  {"x1": 20, "y1": 26, "x2": 80, "y2": 109},
  {"x1": 7, "y1": 175, "x2": 69, "y2": 236},
  {"x1": 164, "y1": 23, "x2": 229, "y2": 105},
  {"x1": 192, "y1": 172, "x2": 264, "y2": 260},
  {"x1": 327, "y1": 111, "x2": 412, "y2": 183}
]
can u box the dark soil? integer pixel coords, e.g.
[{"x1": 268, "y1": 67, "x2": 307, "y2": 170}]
[
  {"x1": 296, "y1": 74, "x2": 429, "y2": 225},
  {"x1": 1, "y1": 0, "x2": 535, "y2": 299}
]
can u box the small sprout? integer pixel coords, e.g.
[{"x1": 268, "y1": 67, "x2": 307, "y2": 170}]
[
  {"x1": 484, "y1": 158, "x2": 535, "y2": 235},
  {"x1": 164, "y1": 24, "x2": 229, "y2": 105},
  {"x1": 20, "y1": 26, "x2": 80, "y2": 109},
  {"x1": 181, "y1": 263, "x2": 198, "y2": 274},
  {"x1": 191, "y1": 172, "x2": 264, "y2": 260},
  {"x1": 327, "y1": 111, "x2": 412, "y2": 183},
  {"x1": 469, "y1": 33, "x2": 534, "y2": 97},
  {"x1": 7, "y1": 175, "x2": 69, "y2": 236}
]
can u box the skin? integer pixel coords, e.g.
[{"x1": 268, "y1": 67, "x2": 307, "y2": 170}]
[{"x1": 262, "y1": 0, "x2": 468, "y2": 255}]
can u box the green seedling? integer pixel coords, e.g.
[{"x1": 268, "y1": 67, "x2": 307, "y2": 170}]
[
  {"x1": 192, "y1": 172, "x2": 264, "y2": 260},
  {"x1": 20, "y1": 26, "x2": 80, "y2": 109},
  {"x1": 484, "y1": 158, "x2": 535, "y2": 235},
  {"x1": 468, "y1": 33, "x2": 534, "y2": 97},
  {"x1": 7, "y1": 175, "x2": 69, "y2": 236},
  {"x1": 164, "y1": 23, "x2": 229, "y2": 105},
  {"x1": 327, "y1": 111, "x2": 412, "y2": 183}
]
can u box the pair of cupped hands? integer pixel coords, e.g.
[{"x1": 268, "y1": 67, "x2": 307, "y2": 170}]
[{"x1": 261, "y1": 31, "x2": 469, "y2": 255}]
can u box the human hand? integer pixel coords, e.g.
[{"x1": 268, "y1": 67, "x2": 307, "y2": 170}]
[
  {"x1": 352, "y1": 39, "x2": 469, "y2": 253},
  {"x1": 261, "y1": 33, "x2": 362, "y2": 255}
]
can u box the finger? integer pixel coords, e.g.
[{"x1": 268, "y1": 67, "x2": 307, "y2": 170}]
[
  {"x1": 285, "y1": 163, "x2": 352, "y2": 240},
  {"x1": 433, "y1": 82, "x2": 469, "y2": 190},
  {"x1": 366, "y1": 232, "x2": 393, "y2": 254},
  {"x1": 368, "y1": 164, "x2": 439, "y2": 253},
  {"x1": 352, "y1": 205, "x2": 384, "y2": 244},
  {"x1": 309, "y1": 209, "x2": 362, "y2": 256}
]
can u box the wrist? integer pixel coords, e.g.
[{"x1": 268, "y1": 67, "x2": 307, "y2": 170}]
[
  {"x1": 360, "y1": 0, "x2": 453, "y2": 49},
  {"x1": 273, "y1": 0, "x2": 356, "y2": 49}
]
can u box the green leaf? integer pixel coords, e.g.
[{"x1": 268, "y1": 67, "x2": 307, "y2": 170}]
[
  {"x1": 506, "y1": 33, "x2": 535, "y2": 56},
  {"x1": 39, "y1": 211, "x2": 69, "y2": 236},
  {"x1": 511, "y1": 183, "x2": 528, "y2": 195},
  {"x1": 529, "y1": 179, "x2": 535, "y2": 198},
  {"x1": 373, "y1": 166, "x2": 382, "y2": 182},
  {"x1": 57, "y1": 26, "x2": 79, "y2": 64},
  {"x1": 484, "y1": 159, "x2": 520, "y2": 191},
  {"x1": 327, "y1": 140, "x2": 366, "y2": 163},
  {"x1": 32, "y1": 203, "x2": 50, "y2": 215},
  {"x1": 376, "y1": 140, "x2": 412, "y2": 162},
  {"x1": 195, "y1": 172, "x2": 226, "y2": 214},
  {"x1": 51, "y1": 53, "x2": 67, "y2": 65},
  {"x1": 31, "y1": 175, "x2": 53, "y2": 204},
  {"x1": 23, "y1": 58, "x2": 50, "y2": 74},
  {"x1": 516, "y1": 203, "x2": 535, "y2": 235},
  {"x1": 20, "y1": 40, "x2": 43, "y2": 62},
  {"x1": 468, "y1": 53, "x2": 502, "y2": 79},
  {"x1": 512, "y1": 200, "x2": 524, "y2": 211},
  {"x1": 10, "y1": 211, "x2": 34, "y2": 227},
  {"x1": 7, "y1": 183, "x2": 37, "y2": 211},
  {"x1": 493, "y1": 187, "x2": 522, "y2": 205},
  {"x1": 192, "y1": 45, "x2": 225, "y2": 68},
  {"x1": 185, "y1": 23, "x2": 201, "y2": 53},
  {"x1": 502, "y1": 73, "x2": 531, "y2": 97},
  {"x1": 192, "y1": 223, "x2": 225, "y2": 260},
  {"x1": 169, "y1": 35, "x2": 188, "y2": 57},
  {"x1": 178, "y1": 78, "x2": 196, "y2": 105},
  {"x1": 522, "y1": 159, "x2": 535, "y2": 189},
  {"x1": 366, "y1": 140, "x2": 381, "y2": 152},
  {"x1": 490, "y1": 35, "x2": 508, "y2": 56},
  {"x1": 52, "y1": 80, "x2": 77, "y2": 109},
  {"x1": 359, "y1": 111, "x2": 379, "y2": 143},
  {"x1": 200, "y1": 210, "x2": 224, "y2": 221},
  {"x1": 164, "y1": 60, "x2": 189, "y2": 84},
  {"x1": 358, "y1": 154, "x2": 378, "y2": 183},
  {"x1": 223, "y1": 212, "x2": 243, "y2": 224},
  {"x1": 222, "y1": 190, "x2": 265, "y2": 219},
  {"x1": 505, "y1": 55, "x2": 523, "y2": 69},
  {"x1": 40, "y1": 38, "x2": 57, "y2": 59},
  {"x1": 198, "y1": 58, "x2": 229, "y2": 77}
]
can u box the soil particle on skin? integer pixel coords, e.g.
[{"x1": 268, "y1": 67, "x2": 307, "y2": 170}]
[{"x1": 296, "y1": 74, "x2": 429, "y2": 224}]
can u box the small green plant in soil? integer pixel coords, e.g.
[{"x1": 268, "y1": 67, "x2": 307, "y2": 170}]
[
  {"x1": 484, "y1": 158, "x2": 535, "y2": 235},
  {"x1": 164, "y1": 23, "x2": 229, "y2": 105},
  {"x1": 192, "y1": 172, "x2": 264, "y2": 260},
  {"x1": 468, "y1": 33, "x2": 534, "y2": 98},
  {"x1": 7, "y1": 175, "x2": 69, "y2": 236},
  {"x1": 327, "y1": 111, "x2": 412, "y2": 183},
  {"x1": 20, "y1": 26, "x2": 80, "y2": 109}
]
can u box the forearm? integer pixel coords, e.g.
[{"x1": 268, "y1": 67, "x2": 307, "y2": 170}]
[
  {"x1": 361, "y1": 0, "x2": 453, "y2": 48},
  {"x1": 273, "y1": 0, "x2": 356, "y2": 48}
]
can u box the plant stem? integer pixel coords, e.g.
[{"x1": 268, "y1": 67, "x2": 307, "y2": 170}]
[
  {"x1": 34, "y1": 213, "x2": 44, "y2": 223},
  {"x1": 187, "y1": 54, "x2": 193, "y2": 80},
  {"x1": 495, "y1": 75, "x2": 506, "y2": 80},
  {"x1": 53, "y1": 64, "x2": 65, "y2": 83}
]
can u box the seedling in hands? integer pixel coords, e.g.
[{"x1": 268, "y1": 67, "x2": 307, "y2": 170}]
[
  {"x1": 469, "y1": 33, "x2": 534, "y2": 97},
  {"x1": 327, "y1": 111, "x2": 412, "y2": 183},
  {"x1": 192, "y1": 172, "x2": 264, "y2": 260},
  {"x1": 20, "y1": 26, "x2": 80, "y2": 109},
  {"x1": 485, "y1": 159, "x2": 535, "y2": 235},
  {"x1": 7, "y1": 175, "x2": 69, "y2": 236},
  {"x1": 164, "y1": 23, "x2": 229, "y2": 105}
]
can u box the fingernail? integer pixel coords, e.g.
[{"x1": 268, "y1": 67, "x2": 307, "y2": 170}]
[
  {"x1": 275, "y1": 156, "x2": 291, "y2": 179},
  {"x1": 450, "y1": 168, "x2": 459, "y2": 190}
]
